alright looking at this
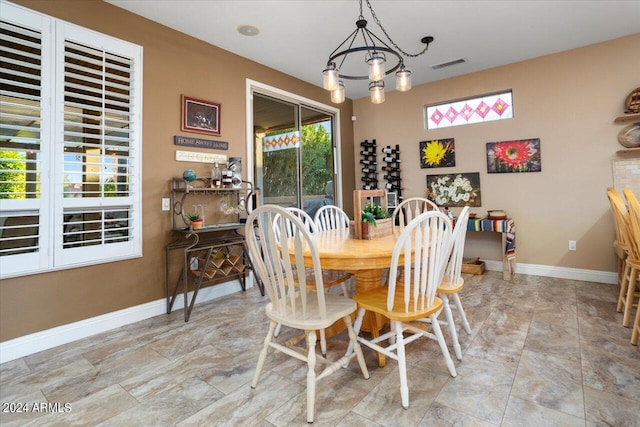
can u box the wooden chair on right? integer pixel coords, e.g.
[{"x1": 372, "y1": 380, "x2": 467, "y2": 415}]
[
  {"x1": 246, "y1": 205, "x2": 369, "y2": 423},
  {"x1": 607, "y1": 188, "x2": 630, "y2": 290},
  {"x1": 609, "y1": 190, "x2": 638, "y2": 327},
  {"x1": 622, "y1": 189, "x2": 640, "y2": 342},
  {"x1": 392, "y1": 197, "x2": 440, "y2": 229}
]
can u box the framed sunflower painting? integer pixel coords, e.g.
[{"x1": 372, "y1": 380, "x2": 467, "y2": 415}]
[
  {"x1": 420, "y1": 138, "x2": 455, "y2": 168},
  {"x1": 486, "y1": 138, "x2": 541, "y2": 173}
]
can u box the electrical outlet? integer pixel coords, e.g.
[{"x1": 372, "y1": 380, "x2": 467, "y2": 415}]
[
  {"x1": 569, "y1": 240, "x2": 577, "y2": 251},
  {"x1": 162, "y1": 198, "x2": 171, "y2": 211},
  {"x1": 190, "y1": 257, "x2": 198, "y2": 270}
]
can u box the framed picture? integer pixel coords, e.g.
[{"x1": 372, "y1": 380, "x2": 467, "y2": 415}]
[
  {"x1": 181, "y1": 95, "x2": 221, "y2": 136},
  {"x1": 419, "y1": 138, "x2": 455, "y2": 168},
  {"x1": 486, "y1": 138, "x2": 541, "y2": 173},
  {"x1": 426, "y1": 172, "x2": 481, "y2": 207}
]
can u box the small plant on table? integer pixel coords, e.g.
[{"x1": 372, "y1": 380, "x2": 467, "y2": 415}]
[{"x1": 361, "y1": 202, "x2": 389, "y2": 227}]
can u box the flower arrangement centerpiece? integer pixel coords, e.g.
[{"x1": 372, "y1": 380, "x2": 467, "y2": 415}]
[{"x1": 426, "y1": 173, "x2": 481, "y2": 207}]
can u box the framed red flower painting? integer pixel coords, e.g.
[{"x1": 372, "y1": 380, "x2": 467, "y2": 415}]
[{"x1": 486, "y1": 138, "x2": 541, "y2": 173}]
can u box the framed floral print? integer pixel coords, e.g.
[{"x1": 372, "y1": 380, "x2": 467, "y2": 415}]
[
  {"x1": 420, "y1": 138, "x2": 455, "y2": 168},
  {"x1": 486, "y1": 138, "x2": 541, "y2": 173},
  {"x1": 426, "y1": 172, "x2": 481, "y2": 207}
]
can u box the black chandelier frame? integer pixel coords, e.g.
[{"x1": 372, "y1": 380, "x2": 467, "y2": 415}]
[{"x1": 326, "y1": 17, "x2": 434, "y2": 81}]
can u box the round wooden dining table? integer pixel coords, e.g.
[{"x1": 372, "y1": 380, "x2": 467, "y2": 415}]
[{"x1": 288, "y1": 227, "x2": 405, "y2": 366}]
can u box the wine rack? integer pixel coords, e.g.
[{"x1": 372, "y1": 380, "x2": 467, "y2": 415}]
[
  {"x1": 382, "y1": 144, "x2": 402, "y2": 203},
  {"x1": 360, "y1": 139, "x2": 378, "y2": 189}
]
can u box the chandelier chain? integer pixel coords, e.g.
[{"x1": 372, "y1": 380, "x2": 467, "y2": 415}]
[{"x1": 364, "y1": 0, "x2": 430, "y2": 58}]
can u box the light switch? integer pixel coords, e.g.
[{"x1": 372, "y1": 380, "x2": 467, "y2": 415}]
[{"x1": 162, "y1": 198, "x2": 171, "y2": 211}]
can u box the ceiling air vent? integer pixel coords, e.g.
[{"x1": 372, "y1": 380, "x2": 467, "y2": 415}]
[{"x1": 432, "y1": 58, "x2": 466, "y2": 70}]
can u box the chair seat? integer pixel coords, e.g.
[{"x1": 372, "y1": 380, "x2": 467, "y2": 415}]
[
  {"x1": 266, "y1": 292, "x2": 358, "y2": 330},
  {"x1": 438, "y1": 275, "x2": 464, "y2": 294},
  {"x1": 353, "y1": 286, "x2": 443, "y2": 322}
]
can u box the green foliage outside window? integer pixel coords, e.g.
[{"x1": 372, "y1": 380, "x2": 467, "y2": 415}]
[
  {"x1": 262, "y1": 122, "x2": 334, "y2": 198},
  {"x1": 0, "y1": 151, "x2": 26, "y2": 199}
]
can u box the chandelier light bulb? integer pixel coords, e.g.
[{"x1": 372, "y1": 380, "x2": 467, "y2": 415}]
[
  {"x1": 369, "y1": 80, "x2": 385, "y2": 104},
  {"x1": 367, "y1": 51, "x2": 386, "y2": 81},
  {"x1": 396, "y1": 66, "x2": 412, "y2": 92},
  {"x1": 331, "y1": 81, "x2": 345, "y2": 103},
  {"x1": 322, "y1": 63, "x2": 339, "y2": 91}
]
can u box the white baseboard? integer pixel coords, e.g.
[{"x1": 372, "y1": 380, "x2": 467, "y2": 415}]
[
  {"x1": 482, "y1": 260, "x2": 617, "y2": 284},
  {"x1": 1, "y1": 262, "x2": 617, "y2": 365},
  {"x1": 0, "y1": 278, "x2": 254, "y2": 364}
]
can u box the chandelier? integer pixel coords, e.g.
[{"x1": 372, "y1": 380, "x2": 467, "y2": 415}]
[{"x1": 322, "y1": 0, "x2": 434, "y2": 104}]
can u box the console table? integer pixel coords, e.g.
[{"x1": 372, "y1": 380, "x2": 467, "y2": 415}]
[{"x1": 467, "y1": 218, "x2": 516, "y2": 281}]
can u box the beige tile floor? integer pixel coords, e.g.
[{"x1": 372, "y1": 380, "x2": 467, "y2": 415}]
[{"x1": 1, "y1": 271, "x2": 639, "y2": 426}]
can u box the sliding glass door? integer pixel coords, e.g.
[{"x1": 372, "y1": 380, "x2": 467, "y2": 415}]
[{"x1": 251, "y1": 88, "x2": 339, "y2": 218}]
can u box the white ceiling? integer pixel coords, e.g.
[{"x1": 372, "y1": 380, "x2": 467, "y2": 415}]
[{"x1": 106, "y1": 0, "x2": 640, "y2": 100}]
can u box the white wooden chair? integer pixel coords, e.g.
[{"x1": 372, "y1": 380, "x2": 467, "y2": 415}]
[
  {"x1": 434, "y1": 206, "x2": 472, "y2": 360},
  {"x1": 272, "y1": 207, "x2": 316, "y2": 241},
  {"x1": 347, "y1": 210, "x2": 456, "y2": 409},
  {"x1": 313, "y1": 205, "x2": 353, "y2": 296},
  {"x1": 382, "y1": 197, "x2": 441, "y2": 285},
  {"x1": 246, "y1": 205, "x2": 369, "y2": 423},
  {"x1": 314, "y1": 205, "x2": 350, "y2": 232},
  {"x1": 272, "y1": 206, "x2": 352, "y2": 354},
  {"x1": 392, "y1": 197, "x2": 440, "y2": 229}
]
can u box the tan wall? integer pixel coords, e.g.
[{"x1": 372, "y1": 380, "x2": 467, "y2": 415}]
[
  {"x1": 353, "y1": 33, "x2": 640, "y2": 270},
  {"x1": 0, "y1": 0, "x2": 355, "y2": 341}
]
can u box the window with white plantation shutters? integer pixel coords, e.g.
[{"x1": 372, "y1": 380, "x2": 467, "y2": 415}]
[{"x1": 0, "y1": 1, "x2": 142, "y2": 277}]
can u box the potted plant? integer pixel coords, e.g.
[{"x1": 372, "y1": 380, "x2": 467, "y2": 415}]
[
  {"x1": 361, "y1": 202, "x2": 389, "y2": 227},
  {"x1": 351, "y1": 202, "x2": 392, "y2": 239},
  {"x1": 187, "y1": 212, "x2": 203, "y2": 229}
]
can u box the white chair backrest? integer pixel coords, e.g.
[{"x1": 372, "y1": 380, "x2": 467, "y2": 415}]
[
  {"x1": 392, "y1": 197, "x2": 440, "y2": 229},
  {"x1": 442, "y1": 206, "x2": 470, "y2": 287},
  {"x1": 246, "y1": 205, "x2": 327, "y2": 320},
  {"x1": 387, "y1": 210, "x2": 453, "y2": 312},
  {"x1": 314, "y1": 205, "x2": 350, "y2": 231},
  {"x1": 273, "y1": 206, "x2": 317, "y2": 242}
]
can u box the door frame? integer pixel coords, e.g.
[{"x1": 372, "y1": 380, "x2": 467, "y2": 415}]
[{"x1": 245, "y1": 79, "x2": 343, "y2": 209}]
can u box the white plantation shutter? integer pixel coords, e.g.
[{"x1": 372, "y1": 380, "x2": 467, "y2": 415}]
[
  {"x1": 0, "y1": 5, "x2": 50, "y2": 275},
  {"x1": 0, "y1": 1, "x2": 142, "y2": 277}
]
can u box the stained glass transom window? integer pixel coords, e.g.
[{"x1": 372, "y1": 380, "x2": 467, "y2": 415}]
[{"x1": 425, "y1": 90, "x2": 513, "y2": 130}]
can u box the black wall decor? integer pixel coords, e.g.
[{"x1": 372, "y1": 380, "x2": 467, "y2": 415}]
[{"x1": 359, "y1": 139, "x2": 378, "y2": 189}]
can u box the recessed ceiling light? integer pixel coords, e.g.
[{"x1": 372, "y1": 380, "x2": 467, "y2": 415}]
[{"x1": 238, "y1": 25, "x2": 260, "y2": 36}]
